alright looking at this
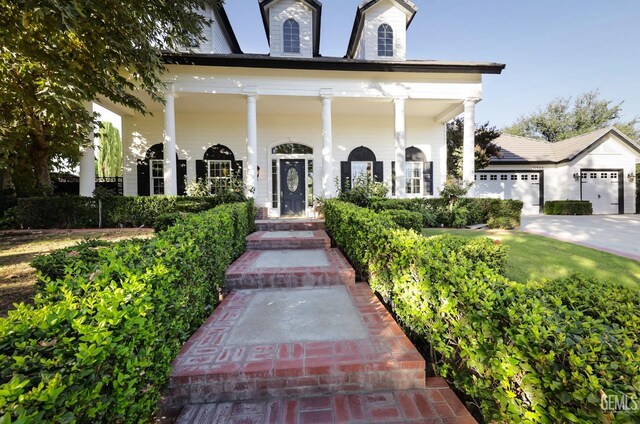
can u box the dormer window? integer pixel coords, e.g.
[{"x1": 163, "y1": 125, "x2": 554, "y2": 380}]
[
  {"x1": 378, "y1": 24, "x2": 394, "y2": 57},
  {"x1": 283, "y1": 19, "x2": 300, "y2": 54}
]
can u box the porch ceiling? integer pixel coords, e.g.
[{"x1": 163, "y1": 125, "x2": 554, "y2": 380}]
[{"x1": 140, "y1": 93, "x2": 464, "y2": 119}]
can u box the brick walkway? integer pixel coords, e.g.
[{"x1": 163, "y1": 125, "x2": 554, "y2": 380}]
[{"x1": 163, "y1": 219, "x2": 476, "y2": 423}]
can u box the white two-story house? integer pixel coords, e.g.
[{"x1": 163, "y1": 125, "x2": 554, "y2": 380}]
[{"x1": 86, "y1": 0, "x2": 505, "y2": 217}]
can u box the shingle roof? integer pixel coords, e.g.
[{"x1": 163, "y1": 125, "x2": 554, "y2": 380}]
[{"x1": 491, "y1": 127, "x2": 640, "y2": 164}]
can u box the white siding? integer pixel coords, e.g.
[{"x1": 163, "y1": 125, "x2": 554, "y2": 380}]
[
  {"x1": 268, "y1": 0, "x2": 314, "y2": 58},
  {"x1": 355, "y1": 2, "x2": 408, "y2": 61},
  {"x1": 122, "y1": 104, "x2": 447, "y2": 206},
  {"x1": 177, "y1": 6, "x2": 233, "y2": 54}
]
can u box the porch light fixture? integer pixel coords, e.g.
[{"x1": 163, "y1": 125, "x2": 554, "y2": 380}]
[
  {"x1": 257, "y1": 166, "x2": 260, "y2": 179},
  {"x1": 572, "y1": 173, "x2": 581, "y2": 181},
  {"x1": 628, "y1": 172, "x2": 636, "y2": 182}
]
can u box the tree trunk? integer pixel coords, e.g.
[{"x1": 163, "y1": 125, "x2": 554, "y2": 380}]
[{"x1": 30, "y1": 128, "x2": 53, "y2": 196}]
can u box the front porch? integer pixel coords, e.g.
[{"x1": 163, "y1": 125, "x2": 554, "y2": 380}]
[{"x1": 86, "y1": 65, "x2": 483, "y2": 217}]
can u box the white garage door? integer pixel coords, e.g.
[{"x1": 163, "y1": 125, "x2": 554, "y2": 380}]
[
  {"x1": 581, "y1": 171, "x2": 620, "y2": 214},
  {"x1": 474, "y1": 172, "x2": 541, "y2": 215}
]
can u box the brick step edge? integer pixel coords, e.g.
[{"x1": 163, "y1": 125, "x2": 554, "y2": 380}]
[
  {"x1": 172, "y1": 379, "x2": 476, "y2": 424},
  {"x1": 255, "y1": 220, "x2": 325, "y2": 232}
]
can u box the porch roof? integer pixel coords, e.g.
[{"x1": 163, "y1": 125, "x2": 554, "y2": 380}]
[{"x1": 162, "y1": 52, "x2": 506, "y2": 75}]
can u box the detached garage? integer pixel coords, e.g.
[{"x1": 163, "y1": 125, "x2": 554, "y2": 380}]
[{"x1": 476, "y1": 127, "x2": 640, "y2": 215}]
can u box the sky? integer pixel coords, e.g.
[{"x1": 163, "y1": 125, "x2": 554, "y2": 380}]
[{"x1": 224, "y1": 0, "x2": 640, "y2": 128}]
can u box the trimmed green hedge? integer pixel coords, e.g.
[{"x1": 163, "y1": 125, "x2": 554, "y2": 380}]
[
  {"x1": 544, "y1": 200, "x2": 593, "y2": 215},
  {"x1": 379, "y1": 209, "x2": 424, "y2": 231},
  {"x1": 368, "y1": 197, "x2": 524, "y2": 229},
  {"x1": 8, "y1": 195, "x2": 244, "y2": 229},
  {"x1": 324, "y1": 200, "x2": 639, "y2": 423},
  {"x1": 0, "y1": 200, "x2": 254, "y2": 423}
]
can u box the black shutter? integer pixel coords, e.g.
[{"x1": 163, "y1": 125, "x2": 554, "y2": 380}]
[
  {"x1": 373, "y1": 161, "x2": 383, "y2": 183},
  {"x1": 340, "y1": 161, "x2": 351, "y2": 193},
  {"x1": 391, "y1": 161, "x2": 396, "y2": 196},
  {"x1": 195, "y1": 160, "x2": 207, "y2": 183},
  {"x1": 177, "y1": 160, "x2": 187, "y2": 196},
  {"x1": 137, "y1": 159, "x2": 150, "y2": 196},
  {"x1": 234, "y1": 160, "x2": 243, "y2": 180},
  {"x1": 424, "y1": 161, "x2": 433, "y2": 195}
]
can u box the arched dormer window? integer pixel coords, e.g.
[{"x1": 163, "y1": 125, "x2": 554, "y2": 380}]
[
  {"x1": 378, "y1": 24, "x2": 394, "y2": 57},
  {"x1": 283, "y1": 19, "x2": 300, "y2": 54}
]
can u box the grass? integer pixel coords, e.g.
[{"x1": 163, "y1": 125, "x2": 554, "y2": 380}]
[
  {"x1": 422, "y1": 228, "x2": 640, "y2": 290},
  {"x1": 0, "y1": 229, "x2": 154, "y2": 317}
]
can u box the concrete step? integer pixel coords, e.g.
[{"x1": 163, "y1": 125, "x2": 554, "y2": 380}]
[
  {"x1": 161, "y1": 285, "x2": 428, "y2": 417},
  {"x1": 225, "y1": 249, "x2": 354, "y2": 290},
  {"x1": 175, "y1": 380, "x2": 476, "y2": 423},
  {"x1": 255, "y1": 219, "x2": 325, "y2": 232},
  {"x1": 246, "y1": 230, "x2": 331, "y2": 251}
]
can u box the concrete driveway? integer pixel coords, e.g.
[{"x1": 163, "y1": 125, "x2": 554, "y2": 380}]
[{"x1": 520, "y1": 215, "x2": 640, "y2": 261}]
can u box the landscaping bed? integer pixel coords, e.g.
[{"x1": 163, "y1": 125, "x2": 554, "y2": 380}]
[
  {"x1": 324, "y1": 200, "x2": 639, "y2": 423},
  {"x1": 0, "y1": 201, "x2": 254, "y2": 422},
  {"x1": 0, "y1": 229, "x2": 153, "y2": 317}
]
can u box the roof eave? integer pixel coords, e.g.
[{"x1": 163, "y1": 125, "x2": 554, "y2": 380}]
[{"x1": 161, "y1": 52, "x2": 506, "y2": 74}]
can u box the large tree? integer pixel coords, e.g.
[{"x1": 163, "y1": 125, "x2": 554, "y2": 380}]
[
  {"x1": 97, "y1": 122, "x2": 123, "y2": 178},
  {"x1": 446, "y1": 118, "x2": 502, "y2": 178},
  {"x1": 0, "y1": 0, "x2": 219, "y2": 194},
  {"x1": 504, "y1": 90, "x2": 640, "y2": 142}
]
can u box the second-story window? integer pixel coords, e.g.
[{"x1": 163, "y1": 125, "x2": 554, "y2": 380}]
[
  {"x1": 378, "y1": 24, "x2": 393, "y2": 57},
  {"x1": 283, "y1": 19, "x2": 300, "y2": 53}
]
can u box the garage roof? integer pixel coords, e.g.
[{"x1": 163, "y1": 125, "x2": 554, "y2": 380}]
[{"x1": 491, "y1": 127, "x2": 640, "y2": 165}]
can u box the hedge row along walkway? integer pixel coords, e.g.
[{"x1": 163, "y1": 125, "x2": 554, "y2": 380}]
[{"x1": 162, "y1": 219, "x2": 475, "y2": 423}]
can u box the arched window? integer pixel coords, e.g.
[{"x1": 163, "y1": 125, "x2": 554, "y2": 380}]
[
  {"x1": 283, "y1": 19, "x2": 300, "y2": 54},
  {"x1": 136, "y1": 144, "x2": 186, "y2": 196},
  {"x1": 378, "y1": 24, "x2": 393, "y2": 57},
  {"x1": 340, "y1": 146, "x2": 383, "y2": 192},
  {"x1": 196, "y1": 144, "x2": 241, "y2": 194}
]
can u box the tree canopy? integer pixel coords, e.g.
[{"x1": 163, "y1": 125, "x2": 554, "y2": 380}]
[
  {"x1": 446, "y1": 118, "x2": 502, "y2": 178},
  {"x1": 503, "y1": 90, "x2": 639, "y2": 142},
  {"x1": 0, "y1": 0, "x2": 220, "y2": 194}
]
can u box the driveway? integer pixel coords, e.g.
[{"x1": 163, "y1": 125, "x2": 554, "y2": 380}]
[{"x1": 520, "y1": 215, "x2": 640, "y2": 261}]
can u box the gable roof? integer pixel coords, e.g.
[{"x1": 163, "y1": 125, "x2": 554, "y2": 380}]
[
  {"x1": 259, "y1": 0, "x2": 323, "y2": 57},
  {"x1": 346, "y1": 0, "x2": 418, "y2": 59},
  {"x1": 491, "y1": 127, "x2": 640, "y2": 165},
  {"x1": 214, "y1": 3, "x2": 243, "y2": 54}
]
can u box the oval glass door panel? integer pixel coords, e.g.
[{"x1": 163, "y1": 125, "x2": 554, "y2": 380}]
[{"x1": 286, "y1": 167, "x2": 299, "y2": 192}]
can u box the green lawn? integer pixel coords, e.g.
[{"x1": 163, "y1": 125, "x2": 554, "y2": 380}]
[{"x1": 422, "y1": 228, "x2": 640, "y2": 290}]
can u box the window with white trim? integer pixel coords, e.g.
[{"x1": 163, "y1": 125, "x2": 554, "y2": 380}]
[
  {"x1": 405, "y1": 162, "x2": 422, "y2": 195},
  {"x1": 490, "y1": 174, "x2": 497, "y2": 181},
  {"x1": 207, "y1": 160, "x2": 232, "y2": 193},
  {"x1": 480, "y1": 174, "x2": 488, "y2": 181},
  {"x1": 351, "y1": 161, "x2": 372, "y2": 186},
  {"x1": 150, "y1": 160, "x2": 164, "y2": 195},
  {"x1": 378, "y1": 24, "x2": 393, "y2": 57},
  {"x1": 283, "y1": 19, "x2": 300, "y2": 54},
  {"x1": 501, "y1": 175, "x2": 508, "y2": 181}
]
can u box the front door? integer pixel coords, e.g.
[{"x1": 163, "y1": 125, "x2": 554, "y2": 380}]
[{"x1": 280, "y1": 159, "x2": 306, "y2": 216}]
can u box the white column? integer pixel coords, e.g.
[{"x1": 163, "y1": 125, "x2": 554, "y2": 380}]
[
  {"x1": 462, "y1": 98, "x2": 479, "y2": 184},
  {"x1": 245, "y1": 92, "x2": 258, "y2": 198},
  {"x1": 163, "y1": 90, "x2": 178, "y2": 196},
  {"x1": 394, "y1": 97, "x2": 407, "y2": 198},
  {"x1": 79, "y1": 103, "x2": 96, "y2": 197},
  {"x1": 321, "y1": 91, "x2": 333, "y2": 197}
]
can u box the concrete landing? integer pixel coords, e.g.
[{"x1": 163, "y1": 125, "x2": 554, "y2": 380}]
[
  {"x1": 226, "y1": 288, "x2": 367, "y2": 344},
  {"x1": 225, "y1": 249, "x2": 355, "y2": 290},
  {"x1": 247, "y1": 230, "x2": 331, "y2": 250},
  {"x1": 162, "y1": 285, "x2": 426, "y2": 414}
]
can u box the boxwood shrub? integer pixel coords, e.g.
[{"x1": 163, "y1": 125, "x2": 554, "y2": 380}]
[
  {"x1": 367, "y1": 197, "x2": 524, "y2": 229},
  {"x1": 9, "y1": 195, "x2": 243, "y2": 229},
  {"x1": 379, "y1": 209, "x2": 424, "y2": 231},
  {"x1": 0, "y1": 200, "x2": 254, "y2": 423},
  {"x1": 544, "y1": 200, "x2": 593, "y2": 215},
  {"x1": 324, "y1": 200, "x2": 639, "y2": 423}
]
